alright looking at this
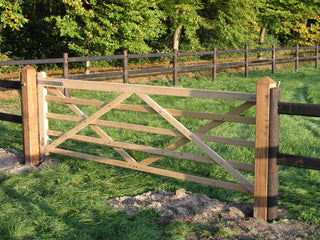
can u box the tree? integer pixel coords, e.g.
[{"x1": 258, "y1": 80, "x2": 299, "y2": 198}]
[
  {"x1": 259, "y1": 0, "x2": 320, "y2": 46},
  {"x1": 160, "y1": 0, "x2": 206, "y2": 51},
  {"x1": 1, "y1": 0, "x2": 67, "y2": 59},
  {"x1": 0, "y1": 0, "x2": 27, "y2": 31},
  {"x1": 199, "y1": 0, "x2": 263, "y2": 50},
  {"x1": 0, "y1": 0, "x2": 27, "y2": 58},
  {"x1": 48, "y1": 0, "x2": 166, "y2": 56}
]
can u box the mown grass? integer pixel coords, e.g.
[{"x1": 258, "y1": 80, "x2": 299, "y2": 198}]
[{"x1": 0, "y1": 64, "x2": 319, "y2": 239}]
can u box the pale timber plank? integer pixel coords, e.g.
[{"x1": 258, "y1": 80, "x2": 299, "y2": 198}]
[
  {"x1": 47, "y1": 129, "x2": 254, "y2": 171},
  {"x1": 51, "y1": 148, "x2": 252, "y2": 193},
  {"x1": 41, "y1": 78, "x2": 256, "y2": 102},
  {"x1": 37, "y1": 72, "x2": 49, "y2": 156},
  {"x1": 46, "y1": 113, "x2": 255, "y2": 148},
  {"x1": 45, "y1": 95, "x2": 255, "y2": 124}
]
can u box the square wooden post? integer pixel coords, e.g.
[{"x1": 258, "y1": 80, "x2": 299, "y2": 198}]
[
  {"x1": 21, "y1": 65, "x2": 39, "y2": 166},
  {"x1": 254, "y1": 76, "x2": 276, "y2": 220},
  {"x1": 267, "y1": 87, "x2": 281, "y2": 221}
]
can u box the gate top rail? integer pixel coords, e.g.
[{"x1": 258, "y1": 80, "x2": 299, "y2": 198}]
[{"x1": 38, "y1": 77, "x2": 257, "y2": 102}]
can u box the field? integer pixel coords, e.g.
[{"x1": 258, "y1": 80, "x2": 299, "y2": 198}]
[{"x1": 0, "y1": 64, "x2": 319, "y2": 239}]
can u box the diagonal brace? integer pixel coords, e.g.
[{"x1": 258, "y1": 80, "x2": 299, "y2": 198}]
[
  {"x1": 139, "y1": 102, "x2": 255, "y2": 166},
  {"x1": 50, "y1": 89, "x2": 137, "y2": 164},
  {"x1": 45, "y1": 92, "x2": 132, "y2": 154},
  {"x1": 137, "y1": 93, "x2": 254, "y2": 192}
]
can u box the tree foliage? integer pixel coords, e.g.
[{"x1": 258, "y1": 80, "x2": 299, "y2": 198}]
[
  {"x1": 48, "y1": 0, "x2": 166, "y2": 56},
  {"x1": 0, "y1": 0, "x2": 27, "y2": 30},
  {"x1": 1, "y1": 0, "x2": 320, "y2": 60}
]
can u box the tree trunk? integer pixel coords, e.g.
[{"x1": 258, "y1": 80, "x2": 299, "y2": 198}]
[
  {"x1": 173, "y1": 25, "x2": 182, "y2": 50},
  {"x1": 258, "y1": 27, "x2": 266, "y2": 59},
  {"x1": 172, "y1": 9, "x2": 185, "y2": 50},
  {"x1": 260, "y1": 27, "x2": 266, "y2": 44}
]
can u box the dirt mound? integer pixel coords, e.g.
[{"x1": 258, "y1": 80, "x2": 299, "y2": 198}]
[
  {"x1": 107, "y1": 189, "x2": 319, "y2": 239},
  {"x1": 0, "y1": 148, "x2": 55, "y2": 173},
  {"x1": 107, "y1": 189, "x2": 251, "y2": 221}
]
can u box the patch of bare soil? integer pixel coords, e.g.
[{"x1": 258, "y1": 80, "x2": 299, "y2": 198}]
[
  {"x1": 0, "y1": 148, "x2": 55, "y2": 173},
  {"x1": 107, "y1": 189, "x2": 320, "y2": 239}
]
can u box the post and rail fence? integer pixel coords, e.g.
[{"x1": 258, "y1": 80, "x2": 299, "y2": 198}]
[
  {"x1": 0, "y1": 65, "x2": 319, "y2": 222},
  {"x1": 0, "y1": 44, "x2": 319, "y2": 86}
]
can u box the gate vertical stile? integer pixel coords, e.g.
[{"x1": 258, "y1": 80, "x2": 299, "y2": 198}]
[{"x1": 37, "y1": 72, "x2": 49, "y2": 157}]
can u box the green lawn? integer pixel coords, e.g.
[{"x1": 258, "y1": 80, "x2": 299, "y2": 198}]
[{"x1": 0, "y1": 64, "x2": 319, "y2": 239}]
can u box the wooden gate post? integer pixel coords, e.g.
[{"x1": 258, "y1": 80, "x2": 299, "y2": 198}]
[
  {"x1": 21, "y1": 65, "x2": 39, "y2": 166},
  {"x1": 254, "y1": 76, "x2": 276, "y2": 220},
  {"x1": 268, "y1": 87, "x2": 281, "y2": 221}
]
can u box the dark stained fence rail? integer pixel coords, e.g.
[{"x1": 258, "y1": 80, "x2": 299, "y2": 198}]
[
  {"x1": 277, "y1": 153, "x2": 320, "y2": 171},
  {"x1": 270, "y1": 88, "x2": 320, "y2": 170},
  {"x1": 0, "y1": 44, "x2": 319, "y2": 85},
  {"x1": 0, "y1": 79, "x2": 20, "y2": 89},
  {"x1": 278, "y1": 102, "x2": 320, "y2": 117},
  {"x1": 0, "y1": 79, "x2": 22, "y2": 123}
]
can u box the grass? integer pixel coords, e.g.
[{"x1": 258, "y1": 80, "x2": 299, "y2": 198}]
[{"x1": 0, "y1": 64, "x2": 320, "y2": 239}]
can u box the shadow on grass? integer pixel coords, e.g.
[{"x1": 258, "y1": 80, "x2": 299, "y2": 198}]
[
  {"x1": 0, "y1": 173, "x2": 169, "y2": 239},
  {"x1": 0, "y1": 121, "x2": 23, "y2": 151}
]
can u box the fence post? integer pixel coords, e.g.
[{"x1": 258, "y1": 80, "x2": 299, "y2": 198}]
[
  {"x1": 123, "y1": 50, "x2": 128, "y2": 84},
  {"x1": 268, "y1": 87, "x2": 281, "y2": 221},
  {"x1": 63, "y1": 53, "x2": 70, "y2": 97},
  {"x1": 272, "y1": 45, "x2": 276, "y2": 75},
  {"x1": 85, "y1": 60, "x2": 90, "y2": 74},
  {"x1": 245, "y1": 46, "x2": 249, "y2": 78},
  {"x1": 37, "y1": 72, "x2": 49, "y2": 157},
  {"x1": 173, "y1": 49, "x2": 178, "y2": 86},
  {"x1": 212, "y1": 47, "x2": 217, "y2": 81},
  {"x1": 315, "y1": 43, "x2": 319, "y2": 70},
  {"x1": 295, "y1": 44, "x2": 299, "y2": 72},
  {"x1": 254, "y1": 76, "x2": 276, "y2": 220},
  {"x1": 20, "y1": 65, "x2": 39, "y2": 166}
]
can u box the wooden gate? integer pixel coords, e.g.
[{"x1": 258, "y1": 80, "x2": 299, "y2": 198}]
[{"x1": 37, "y1": 73, "x2": 256, "y2": 194}]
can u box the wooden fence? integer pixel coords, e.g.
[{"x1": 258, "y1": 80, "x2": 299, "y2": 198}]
[
  {"x1": 266, "y1": 87, "x2": 320, "y2": 220},
  {"x1": 1, "y1": 44, "x2": 319, "y2": 85},
  {"x1": 0, "y1": 66, "x2": 39, "y2": 165},
  {"x1": 2, "y1": 66, "x2": 319, "y2": 222}
]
